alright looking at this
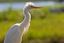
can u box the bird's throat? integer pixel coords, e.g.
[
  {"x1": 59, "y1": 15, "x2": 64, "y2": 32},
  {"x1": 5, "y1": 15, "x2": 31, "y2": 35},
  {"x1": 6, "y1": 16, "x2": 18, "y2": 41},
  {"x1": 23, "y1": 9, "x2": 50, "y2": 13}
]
[{"x1": 20, "y1": 9, "x2": 31, "y2": 30}]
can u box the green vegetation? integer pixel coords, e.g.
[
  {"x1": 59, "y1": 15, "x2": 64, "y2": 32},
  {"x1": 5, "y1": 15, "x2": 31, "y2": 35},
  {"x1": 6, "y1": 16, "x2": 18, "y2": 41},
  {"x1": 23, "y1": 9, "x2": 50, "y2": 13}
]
[
  {"x1": 0, "y1": 6, "x2": 64, "y2": 43},
  {"x1": 0, "y1": 0, "x2": 50, "y2": 2},
  {"x1": 0, "y1": 0, "x2": 62, "y2": 2}
]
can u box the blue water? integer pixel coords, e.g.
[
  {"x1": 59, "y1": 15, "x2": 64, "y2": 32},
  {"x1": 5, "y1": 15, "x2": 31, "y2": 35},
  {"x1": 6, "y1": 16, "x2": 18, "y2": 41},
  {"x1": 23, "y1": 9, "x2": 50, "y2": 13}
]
[{"x1": 0, "y1": 1, "x2": 55, "y2": 11}]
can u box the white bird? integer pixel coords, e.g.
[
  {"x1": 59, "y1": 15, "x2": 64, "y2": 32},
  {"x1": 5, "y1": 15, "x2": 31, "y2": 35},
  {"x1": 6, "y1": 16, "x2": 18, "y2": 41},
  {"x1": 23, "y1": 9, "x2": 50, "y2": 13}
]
[{"x1": 4, "y1": 2, "x2": 41, "y2": 43}]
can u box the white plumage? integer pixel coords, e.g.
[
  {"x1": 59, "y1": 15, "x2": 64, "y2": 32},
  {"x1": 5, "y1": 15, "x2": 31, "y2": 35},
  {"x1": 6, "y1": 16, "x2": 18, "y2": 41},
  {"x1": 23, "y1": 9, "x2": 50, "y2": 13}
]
[{"x1": 4, "y1": 2, "x2": 41, "y2": 43}]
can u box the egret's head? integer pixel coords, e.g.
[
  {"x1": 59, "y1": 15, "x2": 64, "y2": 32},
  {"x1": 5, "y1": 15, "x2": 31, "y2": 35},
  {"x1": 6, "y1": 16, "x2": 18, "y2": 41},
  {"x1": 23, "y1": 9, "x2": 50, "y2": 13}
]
[{"x1": 24, "y1": 2, "x2": 41, "y2": 10}]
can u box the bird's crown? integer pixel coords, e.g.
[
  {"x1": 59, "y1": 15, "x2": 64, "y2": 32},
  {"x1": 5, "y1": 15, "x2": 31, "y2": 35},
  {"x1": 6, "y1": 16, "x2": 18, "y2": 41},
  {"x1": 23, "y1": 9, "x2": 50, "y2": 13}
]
[{"x1": 25, "y1": 2, "x2": 35, "y2": 7}]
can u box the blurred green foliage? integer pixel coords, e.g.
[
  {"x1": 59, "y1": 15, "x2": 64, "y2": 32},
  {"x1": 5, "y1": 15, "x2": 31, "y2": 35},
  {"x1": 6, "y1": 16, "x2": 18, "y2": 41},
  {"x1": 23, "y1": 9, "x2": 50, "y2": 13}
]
[
  {"x1": 0, "y1": 6, "x2": 64, "y2": 43},
  {"x1": 0, "y1": 0, "x2": 63, "y2": 2}
]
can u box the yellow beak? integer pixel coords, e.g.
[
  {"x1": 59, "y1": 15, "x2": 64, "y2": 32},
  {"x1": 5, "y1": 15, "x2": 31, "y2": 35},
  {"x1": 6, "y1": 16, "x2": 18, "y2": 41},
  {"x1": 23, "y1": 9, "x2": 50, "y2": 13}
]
[{"x1": 31, "y1": 6, "x2": 42, "y2": 9}]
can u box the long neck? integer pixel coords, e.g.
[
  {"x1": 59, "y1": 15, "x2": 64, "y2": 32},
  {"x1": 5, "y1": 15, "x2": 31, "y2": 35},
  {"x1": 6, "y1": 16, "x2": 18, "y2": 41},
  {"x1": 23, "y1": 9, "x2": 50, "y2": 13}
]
[
  {"x1": 18, "y1": 8, "x2": 31, "y2": 43},
  {"x1": 20, "y1": 8, "x2": 31, "y2": 30},
  {"x1": 23, "y1": 9, "x2": 31, "y2": 23}
]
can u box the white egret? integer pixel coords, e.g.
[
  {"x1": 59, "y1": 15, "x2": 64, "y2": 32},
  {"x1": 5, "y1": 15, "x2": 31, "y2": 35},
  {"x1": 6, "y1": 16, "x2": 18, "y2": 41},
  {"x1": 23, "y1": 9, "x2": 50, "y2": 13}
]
[{"x1": 4, "y1": 2, "x2": 41, "y2": 43}]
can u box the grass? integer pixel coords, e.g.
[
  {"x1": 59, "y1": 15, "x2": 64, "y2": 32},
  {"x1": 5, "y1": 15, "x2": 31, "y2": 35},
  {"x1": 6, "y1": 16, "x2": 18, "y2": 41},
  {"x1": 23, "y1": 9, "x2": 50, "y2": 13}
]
[{"x1": 0, "y1": 6, "x2": 64, "y2": 43}]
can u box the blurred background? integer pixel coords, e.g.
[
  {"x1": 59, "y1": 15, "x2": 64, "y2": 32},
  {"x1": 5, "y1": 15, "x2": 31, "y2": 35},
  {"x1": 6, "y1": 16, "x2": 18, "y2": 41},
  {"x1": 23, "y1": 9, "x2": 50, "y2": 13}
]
[{"x1": 0, "y1": 0, "x2": 64, "y2": 43}]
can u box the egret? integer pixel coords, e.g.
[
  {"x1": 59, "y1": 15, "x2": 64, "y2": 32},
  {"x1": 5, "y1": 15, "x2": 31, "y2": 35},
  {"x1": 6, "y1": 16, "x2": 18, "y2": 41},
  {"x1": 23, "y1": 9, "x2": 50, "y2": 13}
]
[{"x1": 4, "y1": 2, "x2": 41, "y2": 43}]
